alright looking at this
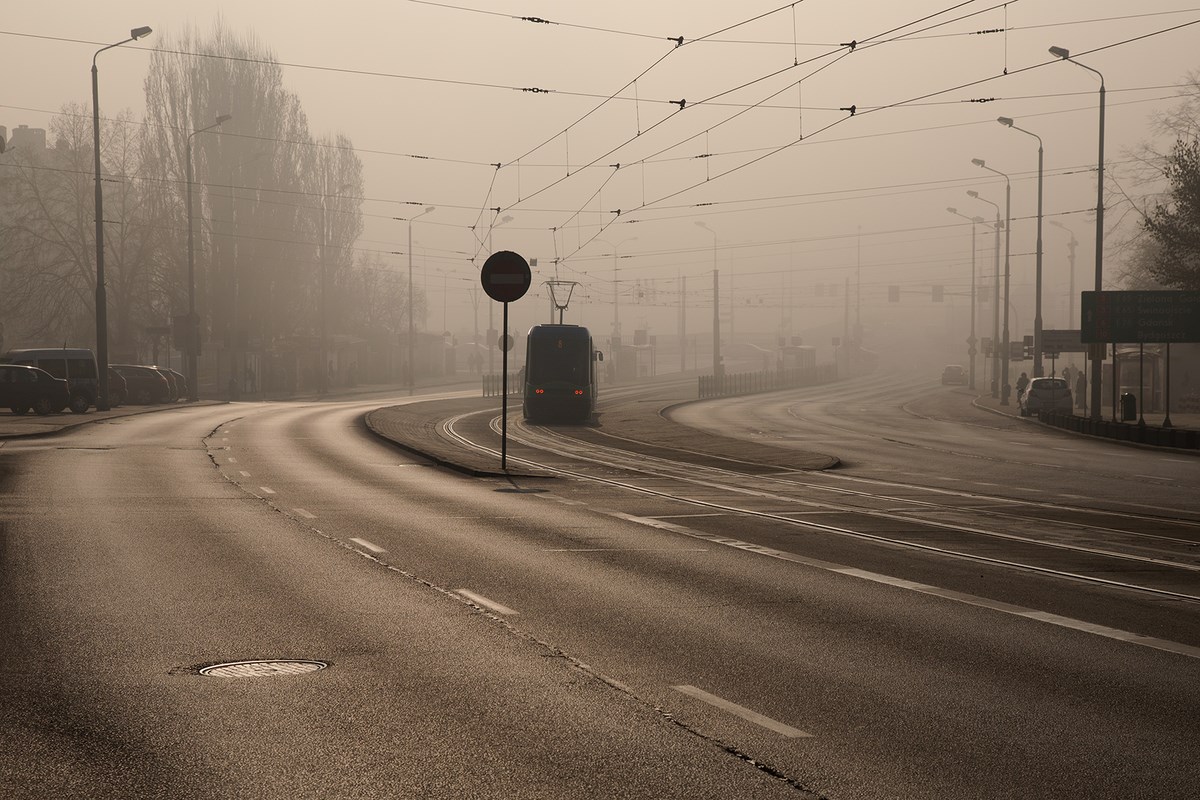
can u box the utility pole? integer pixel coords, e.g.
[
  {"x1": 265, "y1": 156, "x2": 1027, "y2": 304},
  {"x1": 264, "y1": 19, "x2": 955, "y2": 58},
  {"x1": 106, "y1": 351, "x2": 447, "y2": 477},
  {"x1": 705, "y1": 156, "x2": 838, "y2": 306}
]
[{"x1": 712, "y1": 270, "x2": 722, "y2": 381}]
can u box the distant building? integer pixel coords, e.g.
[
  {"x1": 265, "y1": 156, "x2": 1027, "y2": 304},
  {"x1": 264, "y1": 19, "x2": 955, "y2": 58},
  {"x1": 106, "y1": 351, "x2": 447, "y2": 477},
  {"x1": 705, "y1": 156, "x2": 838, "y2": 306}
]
[{"x1": 6, "y1": 124, "x2": 47, "y2": 152}]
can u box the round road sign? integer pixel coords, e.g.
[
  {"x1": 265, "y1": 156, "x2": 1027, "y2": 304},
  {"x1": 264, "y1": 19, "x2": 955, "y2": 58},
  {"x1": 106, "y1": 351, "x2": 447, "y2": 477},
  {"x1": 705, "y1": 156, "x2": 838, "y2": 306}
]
[
  {"x1": 497, "y1": 334, "x2": 514, "y2": 352},
  {"x1": 481, "y1": 251, "x2": 532, "y2": 303}
]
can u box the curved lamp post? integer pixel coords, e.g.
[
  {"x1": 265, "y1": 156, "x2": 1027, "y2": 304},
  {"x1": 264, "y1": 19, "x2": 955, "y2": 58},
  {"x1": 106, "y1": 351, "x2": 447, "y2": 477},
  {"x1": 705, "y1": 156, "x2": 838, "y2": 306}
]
[
  {"x1": 186, "y1": 114, "x2": 231, "y2": 400},
  {"x1": 407, "y1": 206, "x2": 435, "y2": 394},
  {"x1": 971, "y1": 159, "x2": 1013, "y2": 404},
  {"x1": 92, "y1": 25, "x2": 152, "y2": 410},
  {"x1": 947, "y1": 207, "x2": 984, "y2": 390},
  {"x1": 1050, "y1": 45, "x2": 1106, "y2": 419},
  {"x1": 966, "y1": 189, "x2": 1002, "y2": 398},
  {"x1": 694, "y1": 221, "x2": 722, "y2": 379},
  {"x1": 997, "y1": 116, "x2": 1045, "y2": 378}
]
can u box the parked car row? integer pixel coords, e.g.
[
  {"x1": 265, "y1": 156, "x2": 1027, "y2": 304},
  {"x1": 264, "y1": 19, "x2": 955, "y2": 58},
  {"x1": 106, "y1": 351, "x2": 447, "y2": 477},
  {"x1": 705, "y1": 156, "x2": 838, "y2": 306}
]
[
  {"x1": 0, "y1": 347, "x2": 188, "y2": 414},
  {"x1": 111, "y1": 364, "x2": 188, "y2": 406}
]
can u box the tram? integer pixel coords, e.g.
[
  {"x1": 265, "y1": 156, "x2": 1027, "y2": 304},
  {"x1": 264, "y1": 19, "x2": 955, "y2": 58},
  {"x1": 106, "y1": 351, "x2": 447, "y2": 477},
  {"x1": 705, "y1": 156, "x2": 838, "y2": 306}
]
[{"x1": 522, "y1": 324, "x2": 601, "y2": 423}]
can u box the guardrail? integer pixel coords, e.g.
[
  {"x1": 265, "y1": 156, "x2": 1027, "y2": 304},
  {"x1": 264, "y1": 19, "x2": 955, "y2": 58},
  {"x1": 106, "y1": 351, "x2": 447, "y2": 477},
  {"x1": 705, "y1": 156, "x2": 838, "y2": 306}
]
[
  {"x1": 482, "y1": 372, "x2": 521, "y2": 397},
  {"x1": 1038, "y1": 410, "x2": 1199, "y2": 450},
  {"x1": 698, "y1": 363, "x2": 839, "y2": 399}
]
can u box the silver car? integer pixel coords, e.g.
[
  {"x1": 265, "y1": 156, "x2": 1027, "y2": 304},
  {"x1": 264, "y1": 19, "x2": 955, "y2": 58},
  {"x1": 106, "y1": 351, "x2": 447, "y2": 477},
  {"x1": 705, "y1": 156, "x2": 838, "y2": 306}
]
[{"x1": 1018, "y1": 377, "x2": 1073, "y2": 416}]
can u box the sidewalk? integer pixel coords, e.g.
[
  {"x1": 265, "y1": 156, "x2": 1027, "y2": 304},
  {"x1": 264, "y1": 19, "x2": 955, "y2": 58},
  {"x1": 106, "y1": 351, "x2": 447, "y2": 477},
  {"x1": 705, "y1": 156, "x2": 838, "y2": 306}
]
[
  {"x1": 971, "y1": 389, "x2": 1200, "y2": 452},
  {"x1": 0, "y1": 375, "x2": 483, "y2": 441}
]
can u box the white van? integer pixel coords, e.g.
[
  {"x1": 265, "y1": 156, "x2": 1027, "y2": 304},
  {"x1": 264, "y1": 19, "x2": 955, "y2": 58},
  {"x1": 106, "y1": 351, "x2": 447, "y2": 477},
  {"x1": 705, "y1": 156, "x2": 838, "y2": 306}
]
[{"x1": 0, "y1": 348, "x2": 99, "y2": 413}]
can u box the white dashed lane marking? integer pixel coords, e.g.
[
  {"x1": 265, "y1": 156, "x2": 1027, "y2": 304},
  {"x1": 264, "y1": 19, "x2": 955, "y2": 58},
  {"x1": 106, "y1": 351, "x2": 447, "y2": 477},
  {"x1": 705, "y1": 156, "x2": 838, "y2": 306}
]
[
  {"x1": 350, "y1": 537, "x2": 386, "y2": 554},
  {"x1": 259, "y1": 486, "x2": 276, "y2": 495},
  {"x1": 672, "y1": 685, "x2": 812, "y2": 738},
  {"x1": 239, "y1": 471, "x2": 251, "y2": 478},
  {"x1": 293, "y1": 508, "x2": 316, "y2": 519},
  {"x1": 456, "y1": 589, "x2": 518, "y2": 616}
]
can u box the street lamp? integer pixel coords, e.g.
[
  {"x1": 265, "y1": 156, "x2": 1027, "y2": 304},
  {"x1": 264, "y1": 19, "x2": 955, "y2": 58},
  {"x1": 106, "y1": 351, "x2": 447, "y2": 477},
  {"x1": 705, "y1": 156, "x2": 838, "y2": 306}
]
[
  {"x1": 1050, "y1": 44, "x2": 1105, "y2": 419},
  {"x1": 997, "y1": 116, "x2": 1045, "y2": 378},
  {"x1": 694, "y1": 221, "x2": 722, "y2": 379},
  {"x1": 185, "y1": 113, "x2": 231, "y2": 401},
  {"x1": 482, "y1": 214, "x2": 514, "y2": 375},
  {"x1": 406, "y1": 206, "x2": 434, "y2": 394},
  {"x1": 596, "y1": 236, "x2": 638, "y2": 342},
  {"x1": 970, "y1": 159, "x2": 1013, "y2": 404},
  {"x1": 947, "y1": 207, "x2": 983, "y2": 390},
  {"x1": 319, "y1": 181, "x2": 352, "y2": 396},
  {"x1": 966, "y1": 189, "x2": 1002, "y2": 398},
  {"x1": 92, "y1": 25, "x2": 152, "y2": 411},
  {"x1": 1049, "y1": 220, "x2": 1079, "y2": 329}
]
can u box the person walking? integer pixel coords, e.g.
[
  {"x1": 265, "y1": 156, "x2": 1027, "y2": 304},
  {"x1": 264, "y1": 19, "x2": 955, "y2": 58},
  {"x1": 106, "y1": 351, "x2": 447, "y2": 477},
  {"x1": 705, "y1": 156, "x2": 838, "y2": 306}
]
[{"x1": 1075, "y1": 370, "x2": 1087, "y2": 411}]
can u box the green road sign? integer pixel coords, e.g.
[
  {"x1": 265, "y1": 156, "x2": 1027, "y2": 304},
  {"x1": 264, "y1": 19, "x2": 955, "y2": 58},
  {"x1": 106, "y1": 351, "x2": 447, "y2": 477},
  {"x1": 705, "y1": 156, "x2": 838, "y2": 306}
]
[{"x1": 1081, "y1": 291, "x2": 1200, "y2": 343}]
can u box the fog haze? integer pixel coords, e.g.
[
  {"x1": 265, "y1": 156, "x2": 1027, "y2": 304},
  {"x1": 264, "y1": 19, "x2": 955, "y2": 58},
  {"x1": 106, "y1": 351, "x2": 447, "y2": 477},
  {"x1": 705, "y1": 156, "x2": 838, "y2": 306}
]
[{"x1": 5, "y1": 1, "x2": 1198, "y2": 375}]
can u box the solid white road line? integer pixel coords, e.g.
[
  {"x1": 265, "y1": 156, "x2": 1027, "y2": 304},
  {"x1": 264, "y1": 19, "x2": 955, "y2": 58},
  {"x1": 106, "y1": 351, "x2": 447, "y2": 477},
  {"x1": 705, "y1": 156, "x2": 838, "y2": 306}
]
[
  {"x1": 672, "y1": 685, "x2": 812, "y2": 738},
  {"x1": 259, "y1": 486, "x2": 276, "y2": 495},
  {"x1": 350, "y1": 537, "x2": 386, "y2": 554},
  {"x1": 293, "y1": 508, "x2": 316, "y2": 519},
  {"x1": 609, "y1": 512, "x2": 1200, "y2": 661},
  {"x1": 456, "y1": 589, "x2": 519, "y2": 616}
]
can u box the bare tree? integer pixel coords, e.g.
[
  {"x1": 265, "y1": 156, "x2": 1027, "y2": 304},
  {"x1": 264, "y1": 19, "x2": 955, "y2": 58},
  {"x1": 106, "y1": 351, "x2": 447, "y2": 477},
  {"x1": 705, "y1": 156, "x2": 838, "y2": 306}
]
[{"x1": 0, "y1": 105, "x2": 159, "y2": 355}]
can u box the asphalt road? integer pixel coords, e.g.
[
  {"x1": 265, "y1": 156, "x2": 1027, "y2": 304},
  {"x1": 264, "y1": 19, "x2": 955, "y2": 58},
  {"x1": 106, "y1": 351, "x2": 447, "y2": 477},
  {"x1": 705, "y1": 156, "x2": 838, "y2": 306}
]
[{"x1": 1, "y1": 378, "x2": 1198, "y2": 798}]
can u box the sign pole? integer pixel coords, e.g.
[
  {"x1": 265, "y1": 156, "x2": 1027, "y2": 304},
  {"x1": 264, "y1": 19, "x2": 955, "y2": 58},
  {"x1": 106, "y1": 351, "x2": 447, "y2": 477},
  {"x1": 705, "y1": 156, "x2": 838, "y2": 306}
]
[
  {"x1": 501, "y1": 301, "x2": 509, "y2": 470},
  {"x1": 480, "y1": 250, "x2": 532, "y2": 472}
]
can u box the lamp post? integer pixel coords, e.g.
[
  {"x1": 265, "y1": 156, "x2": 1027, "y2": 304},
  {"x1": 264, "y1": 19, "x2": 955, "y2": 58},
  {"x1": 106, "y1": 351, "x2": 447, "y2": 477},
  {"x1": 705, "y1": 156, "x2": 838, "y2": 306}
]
[
  {"x1": 1049, "y1": 220, "x2": 1079, "y2": 329},
  {"x1": 483, "y1": 214, "x2": 514, "y2": 375},
  {"x1": 694, "y1": 221, "x2": 721, "y2": 379},
  {"x1": 1050, "y1": 45, "x2": 1106, "y2": 419},
  {"x1": 406, "y1": 206, "x2": 435, "y2": 394},
  {"x1": 970, "y1": 159, "x2": 1013, "y2": 404},
  {"x1": 596, "y1": 236, "x2": 638, "y2": 362},
  {"x1": 318, "y1": 182, "x2": 352, "y2": 396},
  {"x1": 92, "y1": 25, "x2": 152, "y2": 411},
  {"x1": 947, "y1": 207, "x2": 983, "y2": 390},
  {"x1": 185, "y1": 114, "x2": 231, "y2": 401},
  {"x1": 997, "y1": 117, "x2": 1045, "y2": 378},
  {"x1": 967, "y1": 190, "x2": 1002, "y2": 398}
]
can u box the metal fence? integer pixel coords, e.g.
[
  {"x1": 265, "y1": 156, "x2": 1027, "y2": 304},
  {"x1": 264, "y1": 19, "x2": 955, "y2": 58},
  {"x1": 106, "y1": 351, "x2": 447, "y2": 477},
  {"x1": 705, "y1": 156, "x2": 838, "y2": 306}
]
[
  {"x1": 698, "y1": 363, "x2": 839, "y2": 399},
  {"x1": 482, "y1": 372, "x2": 521, "y2": 397}
]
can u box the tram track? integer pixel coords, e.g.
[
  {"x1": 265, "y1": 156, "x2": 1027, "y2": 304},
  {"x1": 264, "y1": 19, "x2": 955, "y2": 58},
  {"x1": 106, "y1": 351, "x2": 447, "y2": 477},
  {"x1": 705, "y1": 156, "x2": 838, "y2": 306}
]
[{"x1": 440, "y1": 408, "x2": 1200, "y2": 605}]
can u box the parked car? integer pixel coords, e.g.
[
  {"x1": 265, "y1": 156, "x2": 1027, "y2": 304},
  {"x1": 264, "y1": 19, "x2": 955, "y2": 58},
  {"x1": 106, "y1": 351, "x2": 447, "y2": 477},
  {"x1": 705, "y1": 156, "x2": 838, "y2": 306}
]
[
  {"x1": 0, "y1": 347, "x2": 98, "y2": 413},
  {"x1": 164, "y1": 368, "x2": 188, "y2": 400},
  {"x1": 155, "y1": 367, "x2": 180, "y2": 401},
  {"x1": 1018, "y1": 377, "x2": 1073, "y2": 416},
  {"x1": 0, "y1": 364, "x2": 70, "y2": 415},
  {"x1": 111, "y1": 364, "x2": 171, "y2": 405},
  {"x1": 941, "y1": 364, "x2": 966, "y2": 385},
  {"x1": 107, "y1": 367, "x2": 127, "y2": 408}
]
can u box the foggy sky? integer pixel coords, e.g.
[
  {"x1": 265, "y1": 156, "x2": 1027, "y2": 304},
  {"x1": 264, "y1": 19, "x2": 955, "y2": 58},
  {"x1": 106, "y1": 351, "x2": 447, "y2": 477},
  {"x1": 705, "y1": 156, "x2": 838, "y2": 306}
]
[{"x1": 4, "y1": 1, "x2": 1199, "y2": 364}]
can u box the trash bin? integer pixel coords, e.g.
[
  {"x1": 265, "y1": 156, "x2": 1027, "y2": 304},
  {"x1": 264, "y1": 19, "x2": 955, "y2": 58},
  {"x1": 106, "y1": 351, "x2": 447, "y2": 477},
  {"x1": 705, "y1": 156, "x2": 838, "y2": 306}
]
[{"x1": 1120, "y1": 392, "x2": 1137, "y2": 421}]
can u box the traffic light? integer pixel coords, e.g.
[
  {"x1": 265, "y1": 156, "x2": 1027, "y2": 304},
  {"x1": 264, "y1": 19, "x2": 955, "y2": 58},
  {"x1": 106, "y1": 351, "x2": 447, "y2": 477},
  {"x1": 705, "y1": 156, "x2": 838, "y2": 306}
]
[{"x1": 888, "y1": 285, "x2": 900, "y2": 302}]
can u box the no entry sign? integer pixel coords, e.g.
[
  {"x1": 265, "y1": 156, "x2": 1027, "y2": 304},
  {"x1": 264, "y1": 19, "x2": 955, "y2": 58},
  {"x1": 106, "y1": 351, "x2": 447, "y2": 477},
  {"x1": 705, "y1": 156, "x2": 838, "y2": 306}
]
[{"x1": 481, "y1": 251, "x2": 531, "y2": 303}]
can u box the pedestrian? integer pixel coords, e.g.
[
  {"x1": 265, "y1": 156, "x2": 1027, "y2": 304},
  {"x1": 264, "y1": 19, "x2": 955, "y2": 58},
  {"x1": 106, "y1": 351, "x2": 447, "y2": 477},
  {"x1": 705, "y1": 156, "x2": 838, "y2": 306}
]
[{"x1": 1075, "y1": 370, "x2": 1087, "y2": 410}]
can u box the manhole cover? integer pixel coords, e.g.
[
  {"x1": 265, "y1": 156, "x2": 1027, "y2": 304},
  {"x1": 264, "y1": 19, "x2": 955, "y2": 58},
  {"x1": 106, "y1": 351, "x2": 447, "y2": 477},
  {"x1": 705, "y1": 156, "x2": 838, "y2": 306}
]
[{"x1": 199, "y1": 659, "x2": 327, "y2": 678}]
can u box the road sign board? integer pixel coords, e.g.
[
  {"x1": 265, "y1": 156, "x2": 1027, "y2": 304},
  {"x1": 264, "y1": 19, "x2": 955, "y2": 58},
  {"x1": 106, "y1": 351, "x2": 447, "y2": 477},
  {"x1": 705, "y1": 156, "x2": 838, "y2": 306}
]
[
  {"x1": 1081, "y1": 290, "x2": 1200, "y2": 343},
  {"x1": 1009, "y1": 341, "x2": 1024, "y2": 360},
  {"x1": 1041, "y1": 329, "x2": 1085, "y2": 352},
  {"x1": 497, "y1": 333, "x2": 514, "y2": 352},
  {"x1": 481, "y1": 250, "x2": 531, "y2": 303}
]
